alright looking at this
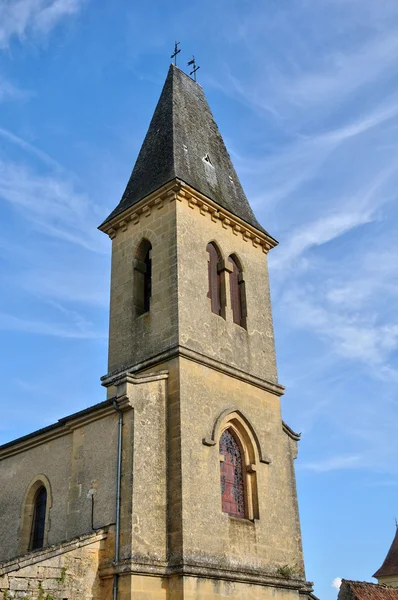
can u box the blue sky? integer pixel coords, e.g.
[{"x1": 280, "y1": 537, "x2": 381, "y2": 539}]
[{"x1": 1, "y1": 1, "x2": 397, "y2": 598}]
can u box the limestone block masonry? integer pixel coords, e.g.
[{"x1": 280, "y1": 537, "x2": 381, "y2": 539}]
[{"x1": 0, "y1": 64, "x2": 317, "y2": 600}]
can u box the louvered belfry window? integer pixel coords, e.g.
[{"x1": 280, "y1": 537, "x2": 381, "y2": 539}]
[
  {"x1": 220, "y1": 429, "x2": 245, "y2": 518},
  {"x1": 228, "y1": 256, "x2": 244, "y2": 327},
  {"x1": 207, "y1": 243, "x2": 221, "y2": 315},
  {"x1": 30, "y1": 486, "x2": 47, "y2": 550}
]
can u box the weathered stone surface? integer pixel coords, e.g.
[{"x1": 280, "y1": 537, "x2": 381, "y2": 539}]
[{"x1": 0, "y1": 531, "x2": 108, "y2": 599}]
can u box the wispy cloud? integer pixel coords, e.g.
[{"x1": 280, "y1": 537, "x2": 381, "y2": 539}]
[
  {"x1": 302, "y1": 455, "x2": 363, "y2": 473},
  {"x1": 271, "y1": 211, "x2": 374, "y2": 272},
  {"x1": 281, "y1": 285, "x2": 398, "y2": 381},
  {"x1": 0, "y1": 310, "x2": 105, "y2": 339},
  {"x1": 0, "y1": 78, "x2": 29, "y2": 103},
  {"x1": 0, "y1": 159, "x2": 106, "y2": 252},
  {"x1": 0, "y1": 127, "x2": 61, "y2": 169},
  {"x1": 0, "y1": 0, "x2": 84, "y2": 48}
]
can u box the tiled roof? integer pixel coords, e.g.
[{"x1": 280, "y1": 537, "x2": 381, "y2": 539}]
[
  {"x1": 101, "y1": 64, "x2": 267, "y2": 234},
  {"x1": 374, "y1": 529, "x2": 398, "y2": 578},
  {"x1": 340, "y1": 580, "x2": 398, "y2": 600}
]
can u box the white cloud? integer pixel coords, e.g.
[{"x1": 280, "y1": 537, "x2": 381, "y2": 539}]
[
  {"x1": 281, "y1": 286, "x2": 398, "y2": 380},
  {"x1": 0, "y1": 311, "x2": 105, "y2": 339},
  {"x1": 0, "y1": 127, "x2": 62, "y2": 169},
  {"x1": 302, "y1": 455, "x2": 362, "y2": 473},
  {"x1": 0, "y1": 79, "x2": 29, "y2": 103},
  {"x1": 271, "y1": 211, "x2": 374, "y2": 271},
  {"x1": 0, "y1": 0, "x2": 83, "y2": 48},
  {"x1": 332, "y1": 578, "x2": 342, "y2": 590},
  {"x1": 0, "y1": 159, "x2": 106, "y2": 253}
]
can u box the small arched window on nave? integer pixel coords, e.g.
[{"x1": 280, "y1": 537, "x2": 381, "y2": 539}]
[
  {"x1": 219, "y1": 428, "x2": 245, "y2": 518},
  {"x1": 134, "y1": 239, "x2": 152, "y2": 315},
  {"x1": 206, "y1": 242, "x2": 222, "y2": 316},
  {"x1": 29, "y1": 486, "x2": 47, "y2": 550},
  {"x1": 228, "y1": 255, "x2": 246, "y2": 328}
]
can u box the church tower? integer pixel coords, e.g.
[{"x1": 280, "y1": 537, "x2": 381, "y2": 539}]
[
  {"x1": 99, "y1": 64, "x2": 314, "y2": 600},
  {"x1": 373, "y1": 526, "x2": 398, "y2": 586}
]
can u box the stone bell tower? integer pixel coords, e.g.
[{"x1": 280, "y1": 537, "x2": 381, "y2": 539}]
[{"x1": 99, "y1": 64, "x2": 314, "y2": 600}]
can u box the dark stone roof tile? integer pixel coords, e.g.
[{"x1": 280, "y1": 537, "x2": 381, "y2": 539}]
[{"x1": 101, "y1": 64, "x2": 267, "y2": 234}]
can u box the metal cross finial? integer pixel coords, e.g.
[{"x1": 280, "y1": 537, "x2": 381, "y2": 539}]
[
  {"x1": 171, "y1": 41, "x2": 181, "y2": 66},
  {"x1": 188, "y1": 55, "x2": 200, "y2": 81}
]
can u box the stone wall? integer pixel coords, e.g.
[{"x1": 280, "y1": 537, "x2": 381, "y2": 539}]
[
  {"x1": 176, "y1": 193, "x2": 278, "y2": 384},
  {"x1": 177, "y1": 357, "x2": 305, "y2": 580},
  {"x1": 0, "y1": 409, "x2": 118, "y2": 563},
  {"x1": 106, "y1": 193, "x2": 179, "y2": 375},
  {"x1": 0, "y1": 531, "x2": 110, "y2": 600}
]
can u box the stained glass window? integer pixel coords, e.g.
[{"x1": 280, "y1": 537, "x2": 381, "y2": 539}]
[
  {"x1": 220, "y1": 429, "x2": 245, "y2": 518},
  {"x1": 30, "y1": 486, "x2": 47, "y2": 550}
]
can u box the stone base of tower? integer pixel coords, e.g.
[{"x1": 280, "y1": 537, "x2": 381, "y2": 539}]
[{"x1": 114, "y1": 572, "x2": 314, "y2": 600}]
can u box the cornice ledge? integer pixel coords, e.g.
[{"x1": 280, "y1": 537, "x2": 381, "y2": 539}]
[
  {"x1": 98, "y1": 178, "x2": 277, "y2": 254},
  {"x1": 178, "y1": 345, "x2": 285, "y2": 396},
  {"x1": 99, "y1": 559, "x2": 313, "y2": 591},
  {"x1": 282, "y1": 421, "x2": 301, "y2": 441},
  {"x1": 101, "y1": 345, "x2": 285, "y2": 397},
  {"x1": 102, "y1": 369, "x2": 169, "y2": 389},
  {"x1": 98, "y1": 179, "x2": 181, "y2": 236},
  {"x1": 177, "y1": 181, "x2": 278, "y2": 253}
]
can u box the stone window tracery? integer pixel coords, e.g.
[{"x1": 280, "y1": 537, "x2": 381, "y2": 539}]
[{"x1": 220, "y1": 428, "x2": 245, "y2": 518}]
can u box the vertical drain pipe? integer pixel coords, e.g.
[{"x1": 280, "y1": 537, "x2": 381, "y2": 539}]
[{"x1": 113, "y1": 400, "x2": 123, "y2": 600}]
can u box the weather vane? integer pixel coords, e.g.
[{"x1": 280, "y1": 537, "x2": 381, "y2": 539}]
[
  {"x1": 171, "y1": 41, "x2": 181, "y2": 66},
  {"x1": 188, "y1": 55, "x2": 200, "y2": 81}
]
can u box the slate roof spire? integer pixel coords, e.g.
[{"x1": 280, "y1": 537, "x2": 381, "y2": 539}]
[
  {"x1": 373, "y1": 526, "x2": 398, "y2": 579},
  {"x1": 101, "y1": 64, "x2": 267, "y2": 234}
]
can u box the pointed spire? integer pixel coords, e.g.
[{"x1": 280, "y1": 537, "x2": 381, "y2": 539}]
[
  {"x1": 101, "y1": 64, "x2": 267, "y2": 234},
  {"x1": 373, "y1": 527, "x2": 398, "y2": 579}
]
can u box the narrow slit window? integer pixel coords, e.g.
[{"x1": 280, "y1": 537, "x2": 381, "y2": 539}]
[
  {"x1": 206, "y1": 243, "x2": 221, "y2": 315},
  {"x1": 220, "y1": 429, "x2": 245, "y2": 518},
  {"x1": 134, "y1": 239, "x2": 152, "y2": 316},
  {"x1": 143, "y1": 247, "x2": 152, "y2": 313},
  {"x1": 29, "y1": 486, "x2": 47, "y2": 550}
]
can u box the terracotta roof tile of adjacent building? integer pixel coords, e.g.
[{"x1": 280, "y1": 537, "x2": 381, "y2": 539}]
[
  {"x1": 374, "y1": 529, "x2": 398, "y2": 578},
  {"x1": 101, "y1": 64, "x2": 268, "y2": 234},
  {"x1": 340, "y1": 580, "x2": 398, "y2": 600}
]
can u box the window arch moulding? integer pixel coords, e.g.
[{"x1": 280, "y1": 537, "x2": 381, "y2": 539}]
[
  {"x1": 216, "y1": 415, "x2": 261, "y2": 520},
  {"x1": 202, "y1": 407, "x2": 271, "y2": 465},
  {"x1": 19, "y1": 474, "x2": 53, "y2": 554}
]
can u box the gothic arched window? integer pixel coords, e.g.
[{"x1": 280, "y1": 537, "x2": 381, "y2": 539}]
[
  {"x1": 29, "y1": 486, "x2": 47, "y2": 550},
  {"x1": 219, "y1": 428, "x2": 245, "y2": 518},
  {"x1": 134, "y1": 239, "x2": 152, "y2": 315},
  {"x1": 228, "y1": 255, "x2": 246, "y2": 328},
  {"x1": 207, "y1": 242, "x2": 222, "y2": 316}
]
